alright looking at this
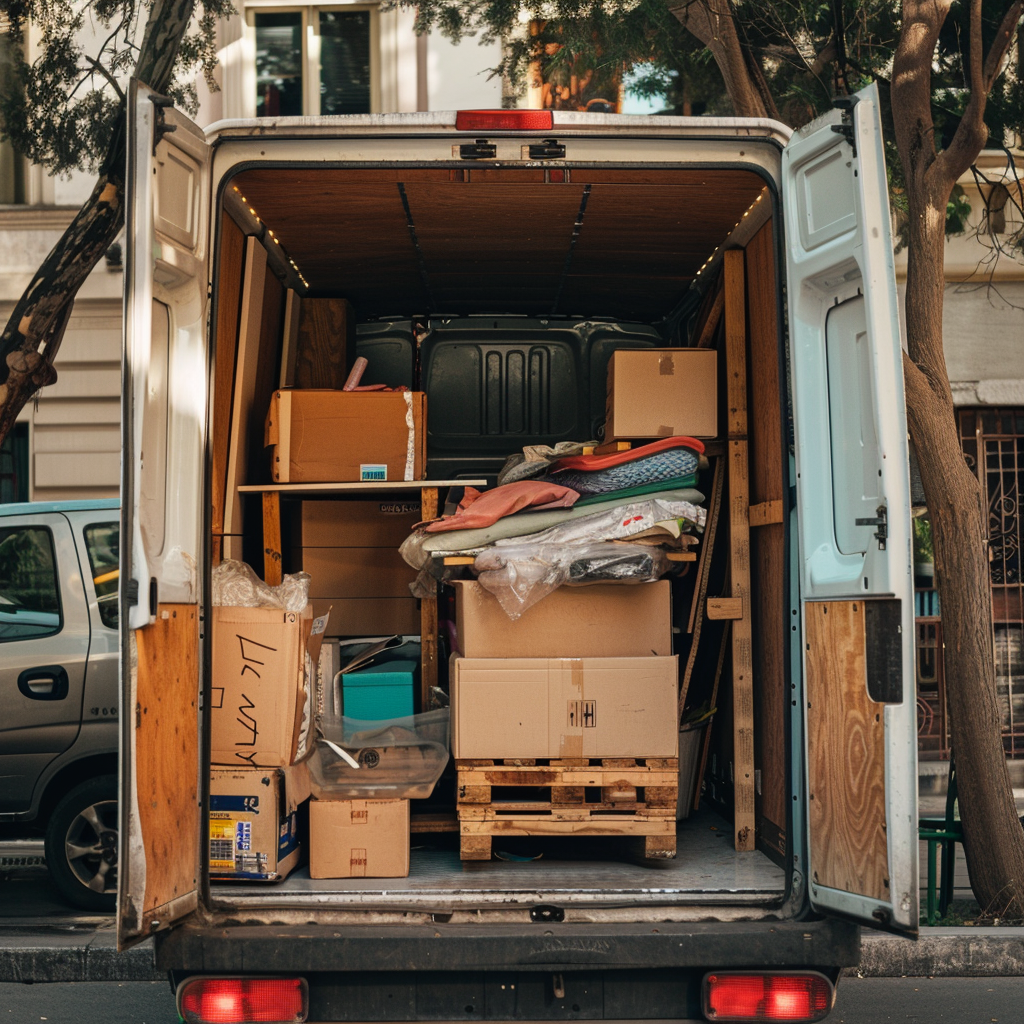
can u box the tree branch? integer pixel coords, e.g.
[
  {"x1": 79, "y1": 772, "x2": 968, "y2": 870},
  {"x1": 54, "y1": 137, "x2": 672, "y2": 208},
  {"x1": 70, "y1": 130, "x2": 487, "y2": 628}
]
[
  {"x1": 983, "y1": 0, "x2": 1023, "y2": 91},
  {"x1": 85, "y1": 56, "x2": 126, "y2": 100}
]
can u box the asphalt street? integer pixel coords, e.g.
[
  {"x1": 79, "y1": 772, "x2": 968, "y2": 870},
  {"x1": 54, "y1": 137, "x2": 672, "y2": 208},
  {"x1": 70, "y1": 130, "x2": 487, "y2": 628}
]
[{"x1": 0, "y1": 976, "x2": 1023, "y2": 1023}]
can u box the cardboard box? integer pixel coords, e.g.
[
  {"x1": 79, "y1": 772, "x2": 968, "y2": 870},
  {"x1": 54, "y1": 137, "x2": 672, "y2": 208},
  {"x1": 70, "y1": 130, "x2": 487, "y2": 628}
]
[
  {"x1": 605, "y1": 349, "x2": 718, "y2": 440},
  {"x1": 209, "y1": 764, "x2": 311, "y2": 880},
  {"x1": 312, "y1": 598, "x2": 420, "y2": 639},
  {"x1": 210, "y1": 604, "x2": 326, "y2": 767},
  {"x1": 451, "y1": 656, "x2": 679, "y2": 760},
  {"x1": 297, "y1": 500, "x2": 422, "y2": 547},
  {"x1": 454, "y1": 580, "x2": 672, "y2": 659},
  {"x1": 342, "y1": 659, "x2": 417, "y2": 720},
  {"x1": 301, "y1": 547, "x2": 417, "y2": 599},
  {"x1": 266, "y1": 390, "x2": 427, "y2": 483},
  {"x1": 309, "y1": 798, "x2": 410, "y2": 878}
]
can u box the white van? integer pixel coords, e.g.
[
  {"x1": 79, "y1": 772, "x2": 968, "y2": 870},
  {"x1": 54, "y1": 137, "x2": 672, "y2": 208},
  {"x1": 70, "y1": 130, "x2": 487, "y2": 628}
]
[{"x1": 119, "y1": 80, "x2": 918, "y2": 1022}]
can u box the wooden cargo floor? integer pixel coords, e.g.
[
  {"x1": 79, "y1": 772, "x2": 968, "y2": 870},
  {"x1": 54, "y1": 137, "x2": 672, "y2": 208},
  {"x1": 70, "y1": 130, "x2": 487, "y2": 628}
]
[{"x1": 214, "y1": 809, "x2": 786, "y2": 911}]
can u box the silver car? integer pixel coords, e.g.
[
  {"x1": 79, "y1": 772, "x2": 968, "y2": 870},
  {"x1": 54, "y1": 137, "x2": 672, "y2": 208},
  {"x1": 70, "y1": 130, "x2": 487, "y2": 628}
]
[{"x1": 0, "y1": 499, "x2": 119, "y2": 909}]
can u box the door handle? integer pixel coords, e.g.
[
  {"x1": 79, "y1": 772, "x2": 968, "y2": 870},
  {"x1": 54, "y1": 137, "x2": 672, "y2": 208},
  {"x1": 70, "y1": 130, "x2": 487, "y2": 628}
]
[{"x1": 18, "y1": 666, "x2": 70, "y2": 701}]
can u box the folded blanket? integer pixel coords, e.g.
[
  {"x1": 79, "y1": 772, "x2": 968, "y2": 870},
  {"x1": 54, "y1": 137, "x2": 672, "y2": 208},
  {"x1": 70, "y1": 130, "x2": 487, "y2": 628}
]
[
  {"x1": 550, "y1": 447, "x2": 701, "y2": 495},
  {"x1": 422, "y1": 480, "x2": 579, "y2": 533}
]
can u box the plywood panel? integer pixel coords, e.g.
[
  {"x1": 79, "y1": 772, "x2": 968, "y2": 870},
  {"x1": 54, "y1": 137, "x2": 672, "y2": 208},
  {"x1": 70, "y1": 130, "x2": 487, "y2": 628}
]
[
  {"x1": 744, "y1": 219, "x2": 787, "y2": 860},
  {"x1": 211, "y1": 213, "x2": 247, "y2": 536},
  {"x1": 248, "y1": 270, "x2": 284, "y2": 487},
  {"x1": 805, "y1": 601, "x2": 889, "y2": 901},
  {"x1": 294, "y1": 297, "x2": 352, "y2": 390},
  {"x1": 133, "y1": 604, "x2": 199, "y2": 922}
]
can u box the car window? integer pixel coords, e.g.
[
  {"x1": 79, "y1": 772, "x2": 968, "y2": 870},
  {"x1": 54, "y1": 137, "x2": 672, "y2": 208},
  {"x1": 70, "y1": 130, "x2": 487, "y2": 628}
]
[
  {"x1": 0, "y1": 526, "x2": 62, "y2": 641},
  {"x1": 84, "y1": 522, "x2": 119, "y2": 630}
]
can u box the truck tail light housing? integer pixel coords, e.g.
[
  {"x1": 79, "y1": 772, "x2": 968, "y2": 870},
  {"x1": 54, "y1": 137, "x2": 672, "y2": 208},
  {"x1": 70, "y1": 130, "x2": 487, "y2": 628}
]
[
  {"x1": 455, "y1": 109, "x2": 553, "y2": 131},
  {"x1": 703, "y1": 972, "x2": 834, "y2": 1022},
  {"x1": 177, "y1": 976, "x2": 308, "y2": 1023}
]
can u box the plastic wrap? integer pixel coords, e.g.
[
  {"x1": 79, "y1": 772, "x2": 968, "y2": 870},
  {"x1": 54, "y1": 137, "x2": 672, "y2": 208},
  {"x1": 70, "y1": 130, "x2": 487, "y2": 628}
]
[
  {"x1": 474, "y1": 542, "x2": 673, "y2": 619},
  {"x1": 211, "y1": 559, "x2": 310, "y2": 610},
  {"x1": 308, "y1": 708, "x2": 450, "y2": 799}
]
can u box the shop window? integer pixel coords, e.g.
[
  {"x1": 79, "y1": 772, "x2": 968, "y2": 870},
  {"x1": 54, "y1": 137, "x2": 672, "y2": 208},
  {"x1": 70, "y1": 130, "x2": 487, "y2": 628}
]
[{"x1": 253, "y1": 6, "x2": 373, "y2": 117}]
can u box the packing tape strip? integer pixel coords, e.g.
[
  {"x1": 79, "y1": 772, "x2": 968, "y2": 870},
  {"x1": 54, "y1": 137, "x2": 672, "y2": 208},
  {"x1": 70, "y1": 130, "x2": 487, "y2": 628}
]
[{"x1": 404, "y1": 391, "x2": 415, "y2": 481}]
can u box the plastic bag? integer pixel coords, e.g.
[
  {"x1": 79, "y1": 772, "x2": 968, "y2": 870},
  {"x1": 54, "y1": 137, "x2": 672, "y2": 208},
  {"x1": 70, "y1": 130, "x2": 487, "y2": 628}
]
[
  {"x1": 474, "y1": 542, "x2": 672, "y2": 620},
  {"x1": 308, "y1": 708, "x2": 450, "y2": 799},
  {"x1": 211, "y1": 559, "x2": 310, "y2": 611}
]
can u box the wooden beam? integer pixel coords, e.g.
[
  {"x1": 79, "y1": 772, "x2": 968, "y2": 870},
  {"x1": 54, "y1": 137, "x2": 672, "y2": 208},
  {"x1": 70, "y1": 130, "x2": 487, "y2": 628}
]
[
  {"x1": 687, "y1": 456, "x2": 725, "y2": 634},
  {"x1": 695, "y1": 286, "x2": 725, "y2": 349},
  {"x1": 442, "y1": 556, "x2": 476, "y2": 566},
  {"x1": 723, "y1": 249, "x2": 755, "y2": 853},
  {"x1": 707, "y1": 597, "x2": 743, "y2": 620},
  {"x1": 262, "y1": 491, "x2": 282, "y2": 586},
  {"x1": 420, "y1": 486, "x2": 439, "y2": 712},
  {"x1": 749, "y1": 499, "x2": 784, "y2": 528},
  {"x1": 279, "y1": 289, "x2": 301, "y2": 388},
  {"x1": 665, "y1": 551, "x2": 697, "y2": 562},
  {"x1": 693, "y1": 625, "x2": 731, "y2": 813}
]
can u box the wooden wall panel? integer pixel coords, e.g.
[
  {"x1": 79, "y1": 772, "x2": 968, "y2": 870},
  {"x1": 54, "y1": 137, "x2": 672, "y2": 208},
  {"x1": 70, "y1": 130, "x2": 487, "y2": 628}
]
[
  {"x1": 211, "y1": 213, "x2": 247, "y2": 539},
  {"x1": 294, "y1": 297, "x2": 353, "y2": 390},
  {"x1": 806, "y1": 601, "x2": 889, "y2": 901},
  {"x1": 248, "y1": 271, "x2": 285, "y2": 487},
  {"x1": 745, "y1": 220, "x2": 787, "y2": 860},
  {"x1": 133, "y1": 604, "x2": 199, "y2": 921}
]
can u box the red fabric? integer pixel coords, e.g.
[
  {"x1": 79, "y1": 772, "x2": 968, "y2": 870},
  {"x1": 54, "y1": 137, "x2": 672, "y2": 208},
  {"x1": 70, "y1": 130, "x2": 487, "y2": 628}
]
[
  {"x1": 423, "y1": 480, "x2": 579, "y2": 533},
  {"x1": 549, "y1": 435, "x2": 704, "y2": 472}
]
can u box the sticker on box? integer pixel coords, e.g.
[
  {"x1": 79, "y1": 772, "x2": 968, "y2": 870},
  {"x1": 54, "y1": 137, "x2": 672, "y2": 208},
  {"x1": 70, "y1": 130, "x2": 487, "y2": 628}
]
[
  {"x1": 209, "y1": 814, "x2": 238, "y2": 871},
  {"x1": 360, "y1": 464, "x2": 388, "y2": 481}
]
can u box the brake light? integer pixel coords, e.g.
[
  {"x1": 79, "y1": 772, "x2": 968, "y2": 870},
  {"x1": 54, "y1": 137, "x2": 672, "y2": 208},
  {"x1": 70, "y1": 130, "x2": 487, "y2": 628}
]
[
  {"x1": 455, "y1": 109, "x2": 553, "y2": 131},
  {"x1": 703, "y1": 973, "x2": 833, "y2": 1022},
  {"x1": 178, "y1": 977, "x2": 307, "y2": 1023}
]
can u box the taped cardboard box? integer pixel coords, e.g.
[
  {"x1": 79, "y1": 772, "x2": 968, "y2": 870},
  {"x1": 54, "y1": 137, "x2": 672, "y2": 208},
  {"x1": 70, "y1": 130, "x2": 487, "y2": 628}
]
[
  {"x1": 453, "y1": 580, "x2": 672, "y2": 659},
  {"x1": 312, "y1": 598, "x2": 420, "y2": 640},
  {"x1": 451, "y1": 656, "x2": 679, "y2": 760},
  {"x1": 266, "y1": 390, "x2": 426, "y2": 483},
  {"x1": 209, "y1": 763, "x2": 311, "y2": 881},
  {"x1": 210, "y1": 604, "x2": 327, "y2": 767},
  {"x1": 605, "y1": 349, "x2": 717, "y2": 440},
  {"x1": 296, "y1": 499, "x2": 422, "y2": 547},
  {"x1": 309, "y1": 798, "x2": 410, "y2": 879}
]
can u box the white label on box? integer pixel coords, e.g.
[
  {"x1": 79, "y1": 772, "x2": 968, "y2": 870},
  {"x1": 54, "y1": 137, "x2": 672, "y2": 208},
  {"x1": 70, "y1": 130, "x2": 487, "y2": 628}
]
[{"x1": 360, "y1": 464, "x2": 388, "y2": 481}]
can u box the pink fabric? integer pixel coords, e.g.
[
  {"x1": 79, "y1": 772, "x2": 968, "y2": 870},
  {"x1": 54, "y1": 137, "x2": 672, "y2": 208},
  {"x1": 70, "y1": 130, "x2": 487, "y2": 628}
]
[{"x1": 424, "y1": 480, "x2": 580, "y2": 533}]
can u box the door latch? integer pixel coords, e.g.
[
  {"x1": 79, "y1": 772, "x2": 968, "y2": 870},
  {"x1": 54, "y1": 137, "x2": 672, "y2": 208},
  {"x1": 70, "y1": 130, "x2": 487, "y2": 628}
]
[
  {"x1": 830, "y1": 94, "x2": 858, "y2": 157},
  {"x1": 855, "y1": 504, "x2": 887, "y2": 550},
  {"x1": 459, "y1": 139, "x2": 497, "y2": 160},
  {"x1": 528, "y1": 138, "x2": 566, "y2": 160}
]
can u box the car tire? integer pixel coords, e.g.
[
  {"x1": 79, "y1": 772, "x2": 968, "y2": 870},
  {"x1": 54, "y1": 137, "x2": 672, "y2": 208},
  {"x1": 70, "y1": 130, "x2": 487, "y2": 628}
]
[{"x1": 44, "y1": 775, "x2": 118, "y2": 911}]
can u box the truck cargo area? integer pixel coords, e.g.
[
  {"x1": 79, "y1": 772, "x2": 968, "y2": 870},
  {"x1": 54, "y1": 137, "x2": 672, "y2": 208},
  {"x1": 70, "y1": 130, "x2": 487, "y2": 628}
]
[{"x1": 204, "y1": 158, "x2": 790, "y2": 917}]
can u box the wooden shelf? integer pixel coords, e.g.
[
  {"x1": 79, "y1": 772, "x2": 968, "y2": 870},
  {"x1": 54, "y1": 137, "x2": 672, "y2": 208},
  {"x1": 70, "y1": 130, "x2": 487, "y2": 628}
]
[{"x1": 239, "y1": 479, "x2": 486, "y2": 495}]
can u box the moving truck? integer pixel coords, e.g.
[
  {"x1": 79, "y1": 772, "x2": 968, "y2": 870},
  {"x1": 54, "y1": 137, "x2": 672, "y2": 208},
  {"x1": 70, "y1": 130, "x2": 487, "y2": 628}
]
[{"x1": 120, "y1": 81, "x2": 918, "y2": 1022}]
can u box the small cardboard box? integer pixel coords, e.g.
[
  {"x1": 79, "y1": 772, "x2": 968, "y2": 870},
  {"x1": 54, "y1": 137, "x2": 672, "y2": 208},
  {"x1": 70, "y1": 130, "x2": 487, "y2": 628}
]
[
  {"x1": 266, "y1": 390, "x2": 427, "y2": 483},
  {"x1": 312, "y1": 598, "x2": 420, "y2": 639},
  {"x1": 308, "y1": 798, "x2": 410, "y2": 879},
  {"x1": 342, "y1": 659, "x2": 417, "y2": 720},
  {"x1": 605, "y1": 349, "x2": 718, "y2": 440},
  {"x1": 451, "y1": 656, "x2": 679, "y2": 760},
  {"x1": 454, "y1": 580, "x2": 672, "y2": 659},
  {"x1": 301, "y1": 547, "x2": 417, "y2": 600},
  {"x1": 297, "y1": 500, "x2": 422, "y2": 547},
  {"x1": 209, "y1": 763, "x2": 311, "y2": 881},
  {"x1": 210, "y1": 604, "x2": 326, "y2": 767}
]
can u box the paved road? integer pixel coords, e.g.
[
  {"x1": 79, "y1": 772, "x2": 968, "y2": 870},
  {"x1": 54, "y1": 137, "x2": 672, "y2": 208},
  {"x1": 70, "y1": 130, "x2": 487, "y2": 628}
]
[{"x1": 1, "y1": 976, "x2": 1022, "y2": 1022}]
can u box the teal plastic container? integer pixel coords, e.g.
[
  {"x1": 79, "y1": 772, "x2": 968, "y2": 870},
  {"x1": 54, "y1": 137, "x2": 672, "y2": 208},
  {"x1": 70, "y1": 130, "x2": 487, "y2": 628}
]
[{"x1": 342, "y1": 659, "x2": 417, "y2": 720}]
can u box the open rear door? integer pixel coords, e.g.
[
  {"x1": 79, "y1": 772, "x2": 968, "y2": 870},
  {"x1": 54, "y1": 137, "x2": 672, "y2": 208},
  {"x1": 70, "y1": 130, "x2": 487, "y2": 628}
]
[
  {"x1": 783, "y1": 84, "x2": 918, "y2": 934},
  {"x1": 118, "y1": 81, "x2": 210, "y2": 949}
]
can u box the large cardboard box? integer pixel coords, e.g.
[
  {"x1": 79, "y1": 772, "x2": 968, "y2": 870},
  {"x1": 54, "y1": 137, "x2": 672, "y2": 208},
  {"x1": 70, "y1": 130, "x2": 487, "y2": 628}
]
[
  {"x1": 451, "y1": 656, "x2": 679, "y2": 760},
  {"x1": 210, "y1": 605, "x2": 326, "y2": 767},
  {"x1": 209, "y1": 764, "x2": 311, "y2": 881},
  {"x1": 266, "y1": 390, "x2": 427, "y2": 483},
  {"x1": 301, "y1": 547, "x2": 416, "y2": 599},
  {"x1": 605, "y1": 349, "x2": 718, "y2": 440},
  {"x1": 312, "y1": 598, "x2": 420, "y2": 639},
  {"x1": 297, "y1": 499, "x2": 422, "y2": 547},
  {"x1": 454, "y1": 580, "x2": 672, "y2": 659},
  {"x1": 309, "y1": 798, "x2": 410, "y2": 879}
]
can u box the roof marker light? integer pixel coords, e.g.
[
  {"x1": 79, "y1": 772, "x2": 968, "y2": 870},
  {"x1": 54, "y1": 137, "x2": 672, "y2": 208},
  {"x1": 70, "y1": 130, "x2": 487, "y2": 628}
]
[{"x1": 456, "y1": 109, "x2": 553, "y2": 131}]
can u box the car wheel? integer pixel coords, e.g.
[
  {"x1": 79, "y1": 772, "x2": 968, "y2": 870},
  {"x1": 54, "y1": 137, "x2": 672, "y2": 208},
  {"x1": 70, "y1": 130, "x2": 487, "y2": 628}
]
[{"x1": 44, "y1": 775, "x2": 118, "y2": 911}]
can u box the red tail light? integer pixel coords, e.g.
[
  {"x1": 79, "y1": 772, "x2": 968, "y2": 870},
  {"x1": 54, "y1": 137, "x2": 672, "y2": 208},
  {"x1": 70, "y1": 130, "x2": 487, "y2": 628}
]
[
  {"x1": 455, "y1": 109, "x2": 553, "y2": 131},
  {"x1": 178, "y1": 977, "x2": 307, "y2": 1023},
  {"x1": 703, "y1": 972, "x2": 834, "y2": 1022}
]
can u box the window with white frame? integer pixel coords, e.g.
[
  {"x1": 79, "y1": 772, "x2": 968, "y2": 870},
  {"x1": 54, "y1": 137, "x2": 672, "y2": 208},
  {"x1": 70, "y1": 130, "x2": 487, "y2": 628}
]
[{"x1": 249, "y1": 4, "x2": 375, "y2": 117}]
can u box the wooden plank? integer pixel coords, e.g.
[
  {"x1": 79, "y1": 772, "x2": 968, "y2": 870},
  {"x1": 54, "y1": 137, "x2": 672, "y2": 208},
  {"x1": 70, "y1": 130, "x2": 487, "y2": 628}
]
[
  {"x1": 459, "y1": 806, "x2": 675, "y2": 821},
  {"x1": 262, "y1": 491, "x2": 282, "y2": 586},
  {"x1": 410, "y1": 811, "x2": 459, "y2": 834},
  {"x1": 279, "y1": 289, "x2": 301, "y2": 388},
  {"x1": 211, "y1": 213, "x2": 247, "y2": 538},
  {"x1": 644, "y1": 835, "x2": 678, "y2": 859},
  {"x1": 132, "y1": 605, "x2": 199, "y2": 926},
  {"x1": 459, "y1": 817, "x2": 675, "y2": 837},
  {"x1": 442, "y1": 556, "x2": 476, "y2": 566},
  {"x1": 805, "y1": 601, "x2": 889, "y2": 901},
  {"x1": 294, "y1": 297, "x2": 353, "y2": 390},
  {"x1": 589, "y1": 441, "x2": 632, "y2": 455},
  {"x1": 693, "y1": 624, "x2": 731, "y2": 813},
  {"x1": 460, "y1": 835, "x2": 492, "y2": 860},
  {"x1": 748, "y1": 500, "x2": 784, "y2": 528},
  {"x1": 687, "y1": 456, "x2": 725, "y2": 635},
  {"x1": 695, "y1": 285, "x2": 725, "y2": 349},
  {"x1": 248, "y1": 271, "x2": 285, "y2": 487},
  {"x1": 665, "y1": 551, "x2": 697, "y2": 562},
  {"x1": 238, "y1": 479, "x2": 486, "y2": 494},
  {"x1": 724, "y1": 249, "x2": 755, "y2": 853},
  {"x1": 223, "y1": 237, "x2": 268, "y2": 537},
  {"x1": 707, "y1": 597, "x2": 743, "y2": 620},
  {"x1": 420, "y1": 486, "x2": 439, "y2": 712},
  {"x1": 458, "y1": 768, "x2": 678, "y2": 788}
]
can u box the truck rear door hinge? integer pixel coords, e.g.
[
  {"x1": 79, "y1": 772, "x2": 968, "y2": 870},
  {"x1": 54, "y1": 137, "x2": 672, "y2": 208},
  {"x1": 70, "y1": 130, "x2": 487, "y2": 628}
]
[
  {"x1": 460, "y1": 139, "x2": 497, "y2": 160},
  {"x1": 530, "y1": 903, "x2": 565, "y2": 923},
  {"x1": 528, "y1": 139, "x2": 566, "y2": 160},
  {"x1": 855, "y1": 504, "x2": 887, "y2": 550}
]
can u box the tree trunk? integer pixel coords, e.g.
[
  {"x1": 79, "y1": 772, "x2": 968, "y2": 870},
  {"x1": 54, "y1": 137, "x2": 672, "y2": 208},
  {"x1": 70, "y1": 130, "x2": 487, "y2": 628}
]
[{"x1": 0, "y1": 0, "x2": 197, "y2": 446}]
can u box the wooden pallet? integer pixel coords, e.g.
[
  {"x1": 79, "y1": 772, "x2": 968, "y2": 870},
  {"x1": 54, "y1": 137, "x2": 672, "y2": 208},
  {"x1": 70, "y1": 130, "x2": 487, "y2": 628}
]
[{"x1": 456, "y1": 758, "x2": 678, "y2": 861}]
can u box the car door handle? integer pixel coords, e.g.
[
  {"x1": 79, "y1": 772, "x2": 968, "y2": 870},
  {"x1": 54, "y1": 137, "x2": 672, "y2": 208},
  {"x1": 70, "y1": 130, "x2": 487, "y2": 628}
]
[{"x1": 18, "y1": 666, "x2": 70, "y2": 701}]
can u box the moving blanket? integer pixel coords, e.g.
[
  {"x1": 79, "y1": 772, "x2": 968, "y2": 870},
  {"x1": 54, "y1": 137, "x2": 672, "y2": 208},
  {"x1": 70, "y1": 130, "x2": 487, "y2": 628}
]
[
  {"x1": 422, "y1": 480, "x2": 579, "y2": 533},
  {"x1": 550, "y1": 445, "x2": 702, "y2": 495}
]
